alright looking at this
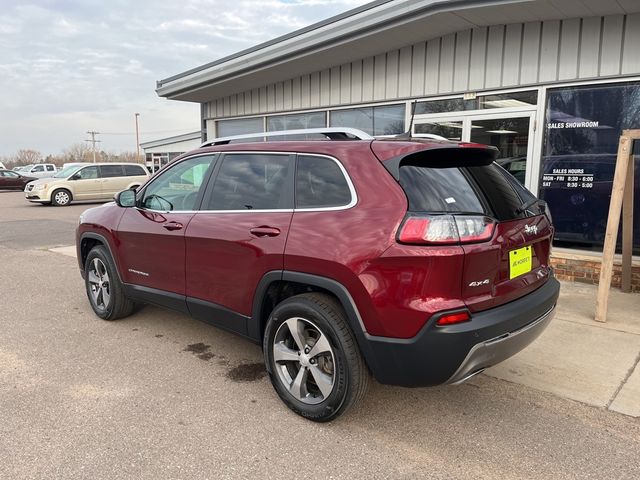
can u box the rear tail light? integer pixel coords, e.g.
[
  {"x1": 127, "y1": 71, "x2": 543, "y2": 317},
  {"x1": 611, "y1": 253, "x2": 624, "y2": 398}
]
[
  {"x1": 398, "y1": 214, "x2": 495, "y2": 245},
  {"x1": 436, "y1": 311, "x2": 471, "y2": 326}
]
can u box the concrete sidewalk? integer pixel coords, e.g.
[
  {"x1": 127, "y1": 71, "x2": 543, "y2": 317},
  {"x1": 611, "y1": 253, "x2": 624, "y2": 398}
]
[
  {"x1": 49, "y1": 246, "x2": 640, "y2": 417},
  {"x1": 485, "y1": 280, "x2": 640, "y2": 417}
]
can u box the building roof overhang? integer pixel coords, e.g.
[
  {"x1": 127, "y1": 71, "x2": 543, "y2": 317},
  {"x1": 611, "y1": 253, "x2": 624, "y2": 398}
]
[
  {"x1": 140, "y1": 131, "x2": 201, "y2": 149},
  {"x1": 156, "y1": 0, "x2": 640, "y2": 103}
]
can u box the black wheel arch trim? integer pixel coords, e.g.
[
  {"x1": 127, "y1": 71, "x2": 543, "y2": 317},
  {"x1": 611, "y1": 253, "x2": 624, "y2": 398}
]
[
  {"x1": 78, "y1": 232, "x2": 122, "y2": 282},
  {"x1": 251, "y1": 270, "x2": 383, "y2": 376}
]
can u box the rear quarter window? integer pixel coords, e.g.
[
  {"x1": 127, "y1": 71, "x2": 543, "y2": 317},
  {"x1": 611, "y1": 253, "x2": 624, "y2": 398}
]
[
  {"x1": 124, "y1": 165, "x2": 147, "y2": 176},
  {"x1": 295, "y1": 155, "x2": 352, "y2": 208}
]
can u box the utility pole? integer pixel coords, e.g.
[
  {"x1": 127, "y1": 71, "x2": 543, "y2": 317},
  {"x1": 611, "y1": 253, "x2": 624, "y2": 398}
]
[
  {"x1": 134, "y1": 113, "x2": 141, "y2": 162},
  {"x1": 85, "y1": 131, "x2": 101, "y2": 163}
]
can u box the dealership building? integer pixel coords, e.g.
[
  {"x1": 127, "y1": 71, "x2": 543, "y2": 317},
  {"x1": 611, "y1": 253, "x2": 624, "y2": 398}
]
[{"x1": 156, "y1": 0, "x2": 640, "y2": 288}]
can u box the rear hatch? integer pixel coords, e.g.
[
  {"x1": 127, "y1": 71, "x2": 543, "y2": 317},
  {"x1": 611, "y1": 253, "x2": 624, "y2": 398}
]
[{"x1": 379, "y1": 143, "x2": 554, "y2": 313}]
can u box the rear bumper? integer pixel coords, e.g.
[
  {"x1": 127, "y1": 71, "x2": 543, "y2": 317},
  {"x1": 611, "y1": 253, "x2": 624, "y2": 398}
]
[
  {"x1": 446, "y1": 304, "x2": 554, "y2": 384},
  {"x1": 363, "y1": 277, "x2": 560, "y2": 387}
]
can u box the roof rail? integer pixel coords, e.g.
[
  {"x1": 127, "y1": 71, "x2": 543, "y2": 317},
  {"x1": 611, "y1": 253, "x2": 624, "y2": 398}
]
[{"x1": 200, "y1": 127, "x2": 373, "y2": 147}]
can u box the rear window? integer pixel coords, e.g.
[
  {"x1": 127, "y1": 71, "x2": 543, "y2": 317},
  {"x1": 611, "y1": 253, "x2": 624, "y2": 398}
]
[
  {"x1": 124, "y1": 165, "x2": 147, "y2": 176},
  {"x1": 399, "y1": 163, "x2": 532, "y2": 220},
  {"x1": 399, "y1": 166, "x2": 485, "y2": 214}
]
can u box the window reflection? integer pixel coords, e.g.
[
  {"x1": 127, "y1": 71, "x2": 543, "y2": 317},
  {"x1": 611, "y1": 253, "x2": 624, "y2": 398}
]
[
  {"x1": 330, "y1": 104, "x2": 405, "y2": 135},
  {"x1": 540, "y1": 82, "x2": 640, "y2": 254}
]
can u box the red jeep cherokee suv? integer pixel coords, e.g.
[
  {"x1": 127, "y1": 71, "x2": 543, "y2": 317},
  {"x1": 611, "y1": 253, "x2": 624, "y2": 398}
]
[{"x1": 76, "y1": 128, "x2": 559, "y2": 422}]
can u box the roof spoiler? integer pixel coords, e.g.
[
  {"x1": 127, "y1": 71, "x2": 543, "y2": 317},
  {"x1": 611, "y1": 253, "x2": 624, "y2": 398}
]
[{"x1": 381, "y1": 145, "x2": 499, "y2": 180}]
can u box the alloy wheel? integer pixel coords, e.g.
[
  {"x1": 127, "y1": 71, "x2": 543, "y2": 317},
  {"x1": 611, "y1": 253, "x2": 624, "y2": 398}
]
[
  {"x1": 87, "y1": 258, "x2": 110, "y2": 310},
  {"x1": 272, "y1": 317, "x2": 336, "y2": 405}
]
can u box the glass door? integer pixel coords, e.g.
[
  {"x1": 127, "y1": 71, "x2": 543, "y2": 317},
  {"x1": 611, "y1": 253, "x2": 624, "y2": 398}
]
[
  {"x1": 414, "y1": 117, "x2": 464, "y2": 141},
  {"x1": 414, "y1": 111, "x2": 536, "y2": 189}
]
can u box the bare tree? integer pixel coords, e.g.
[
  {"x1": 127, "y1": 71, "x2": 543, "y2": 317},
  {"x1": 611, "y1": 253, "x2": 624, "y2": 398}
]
[
  {"x1": 14, "y1": 149, "x2": 42, "y2": 165},
  {"x1": 62, "y1": 143, "x2": 91, "y2": 163},
  {"x1": 116, "y1": 151, "x2": 142, "y2": 163}
]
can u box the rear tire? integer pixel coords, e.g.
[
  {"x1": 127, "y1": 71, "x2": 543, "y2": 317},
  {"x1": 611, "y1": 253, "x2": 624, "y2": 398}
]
[
  {"x1": 263, "y1": 293, "x2": 369, "y2": 422},
  {"x1": 51, "y1": 188, "x2": 72, "y2": 206},
  {"x1": 84, "y1": 246, "x2": 135, "y2": 320}
]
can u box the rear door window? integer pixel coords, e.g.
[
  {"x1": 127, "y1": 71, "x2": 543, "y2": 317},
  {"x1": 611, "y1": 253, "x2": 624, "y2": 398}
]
[
  {"x1": 295, "y1": 155, "x2": 352, "y2": 209},
  {"x1": 205, "y1": 153, "x2": 293, "y2": 210},
  {"x1": 99, "y1": 165, "x2": 124, "y2": 178}
]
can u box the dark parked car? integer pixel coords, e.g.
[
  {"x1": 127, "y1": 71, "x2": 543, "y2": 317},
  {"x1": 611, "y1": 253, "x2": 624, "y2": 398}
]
[
  {"x1": 0, "y1": 169, "x2": 36, "y2": 190},
  {"x1": 76, "y1": 128, "x2": 560, "y2": 422}
]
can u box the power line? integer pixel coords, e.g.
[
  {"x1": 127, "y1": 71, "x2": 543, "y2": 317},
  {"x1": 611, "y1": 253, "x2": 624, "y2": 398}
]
[{"x1": 85, "y1": 131, "x2": 101, "y2": 163}]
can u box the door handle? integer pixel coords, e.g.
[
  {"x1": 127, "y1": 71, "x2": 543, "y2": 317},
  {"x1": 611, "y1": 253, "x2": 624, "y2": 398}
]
[
  {"x1": 250, "y1": 226, "x2": 281, "y2": 237},
  {"x1": 163, "y1": 221, "x2": 183, "y2": 231}
]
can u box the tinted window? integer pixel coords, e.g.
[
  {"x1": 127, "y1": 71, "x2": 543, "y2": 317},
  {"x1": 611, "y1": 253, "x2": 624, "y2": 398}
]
[
  {"x1": 124, "y1": 165, "x2": 146, "y2": 176},
  {"x1": 207, "y1": 154, "x2": 291, "y2": 210},
  {"x1": 466, "y1": 164, "x2": 529, "y2": 220},
  {"x1": 399, "y1": 163, "x2": 532, "y2": 221},
  {"x1": 142, "y1": 155, "x2": 215, "y2": 211},
  {"x1": 296, "y1": 155, "x2": 351, "y2": 208},
  {"x1": 100, "y1": 165, "x2": 124, "y2": 178},
  {"x1": 76, "y1": 166, "x2": 98, "y2": 179},
  {"x1": 46, "y1": 165, "x2": 55, "y2": 171},
  {"x1": 400, "y1": 166, "x2": 486, "y2": 214}
]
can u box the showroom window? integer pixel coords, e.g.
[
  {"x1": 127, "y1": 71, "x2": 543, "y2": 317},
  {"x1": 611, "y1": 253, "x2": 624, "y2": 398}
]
[
  {"x1": 539, "y1": 82, "x2": 640, "y2": 254},
  {"x1": 415, "y1": 91, "x2": 537, "y2": 114},
  {"x1": 217, "y1": 117, "x2": 264, "y2": 138},
  {"x1": 267, "y1": 112, "x2": 326, "y2": 132},
  {"x1": 330, "y1": 104, "x2": 405, "y2": 136}
]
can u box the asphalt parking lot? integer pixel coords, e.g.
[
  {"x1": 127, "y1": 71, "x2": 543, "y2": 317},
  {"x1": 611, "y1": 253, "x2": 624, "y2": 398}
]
[{"x1": 1, "y1": 190, "x2": 639, "y2": 480}]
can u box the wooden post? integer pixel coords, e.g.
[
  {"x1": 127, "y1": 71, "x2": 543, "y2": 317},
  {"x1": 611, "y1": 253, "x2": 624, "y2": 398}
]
[
  {"x1": 621, "y1": 156, "x2": 634, "y2": 293},
  {"x1": 594, "y1": 129, "x2": 639, "y2": 322}
]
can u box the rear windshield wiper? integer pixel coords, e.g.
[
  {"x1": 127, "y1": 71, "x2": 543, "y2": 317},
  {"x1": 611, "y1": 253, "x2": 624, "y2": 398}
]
[{"x1": 516, "y1": 198, "x2": 542, "y2": 215}]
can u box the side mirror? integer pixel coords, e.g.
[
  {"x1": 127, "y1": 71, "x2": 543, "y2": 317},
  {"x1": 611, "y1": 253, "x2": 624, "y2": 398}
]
[
  {"x1": 70, "y1": 173, "x2": 81, "y2": 180},
  {"x1": 115, "y1": 189, "x2": 136, "y2": 208}
]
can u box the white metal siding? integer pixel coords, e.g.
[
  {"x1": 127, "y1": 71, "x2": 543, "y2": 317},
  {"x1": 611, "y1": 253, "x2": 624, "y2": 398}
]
[{"x1": 206, "y1": 14, "x2": 640, "y2": 119}]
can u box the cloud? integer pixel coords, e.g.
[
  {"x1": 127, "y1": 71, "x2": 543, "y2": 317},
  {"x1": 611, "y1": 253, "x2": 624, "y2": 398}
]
[{"x1": 0, "y1": 0, "x2": 370, "y2": 156}]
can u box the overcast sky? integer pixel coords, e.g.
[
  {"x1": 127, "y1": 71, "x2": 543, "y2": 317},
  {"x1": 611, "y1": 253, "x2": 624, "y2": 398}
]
[{"x1": 0, "y1": 0, "x2": 369, "y2": 157}]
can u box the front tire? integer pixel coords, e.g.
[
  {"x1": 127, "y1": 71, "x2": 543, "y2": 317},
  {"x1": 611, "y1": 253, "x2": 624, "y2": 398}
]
[
  {"x1": 263, "y1": 293, "x2": 369, "y2": 422},
  {"x1": 51, "y1": 188, "x2": 72, "y2": 206},
  {"x1": 84, "y1": 246, "x2": 135, "y2": 320}
]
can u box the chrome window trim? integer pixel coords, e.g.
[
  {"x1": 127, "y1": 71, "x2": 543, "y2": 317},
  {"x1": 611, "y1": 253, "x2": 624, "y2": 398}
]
[{"x1": 138, "y1": 151, "x2": 357, "y2": 214}]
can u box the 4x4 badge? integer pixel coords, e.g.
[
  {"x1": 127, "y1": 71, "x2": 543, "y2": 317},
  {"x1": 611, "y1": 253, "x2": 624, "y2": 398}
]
[
  {"x1": 468, "y1": 279, "x2": 490, "y2": 287},
  {"x1": 524, "y1": 224, "x2": 538, "y2": 235}
]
